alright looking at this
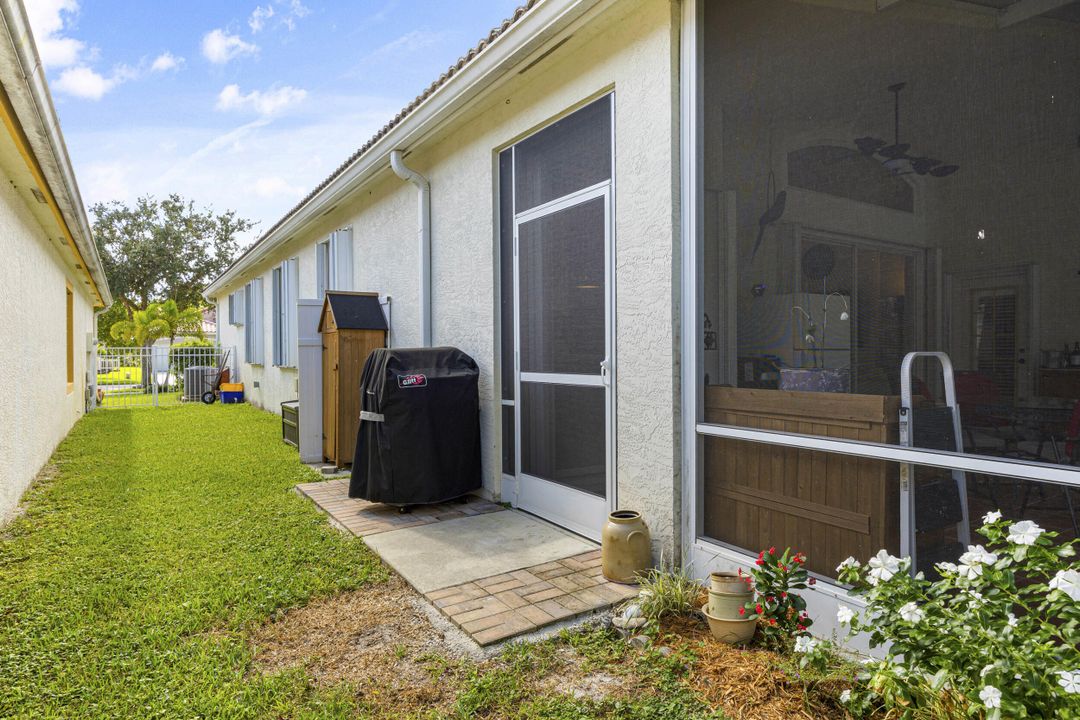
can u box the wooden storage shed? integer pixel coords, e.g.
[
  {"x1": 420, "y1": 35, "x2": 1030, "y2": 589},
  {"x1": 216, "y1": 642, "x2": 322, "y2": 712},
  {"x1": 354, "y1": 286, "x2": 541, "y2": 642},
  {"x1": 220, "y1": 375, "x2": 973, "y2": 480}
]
[{"x1": 318, "y1": 292, "x2": 388, "y2": 466}]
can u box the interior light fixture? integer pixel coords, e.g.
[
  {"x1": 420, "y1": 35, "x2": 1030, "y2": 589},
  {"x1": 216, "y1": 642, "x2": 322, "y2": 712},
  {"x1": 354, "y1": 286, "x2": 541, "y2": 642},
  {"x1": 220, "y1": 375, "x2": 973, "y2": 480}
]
[{"x1": 855, "y1": 83, "x2": 959, "y2": 178}]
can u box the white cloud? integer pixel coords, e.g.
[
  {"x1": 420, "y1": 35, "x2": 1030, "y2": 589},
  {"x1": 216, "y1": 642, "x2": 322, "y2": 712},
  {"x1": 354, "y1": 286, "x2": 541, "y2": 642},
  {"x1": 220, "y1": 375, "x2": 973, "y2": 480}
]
[
  {"x1": 52, "y1": 61, "x2": 145, "y2": 100},
  {"x1": 350, "y1": 30, "x2": 444, "y2": 74},
  {"x1": 111, "y1": 63, "x2": 140, "y2": 84},
  {"x1": 201, "y1": 29, "x2": 258, "y2": 64},
  {"x1": 54, "y1": 66, "x2": 114, "y2": 100},
  {"x1": 66, "y1": 94, "x2": 400, "y2": 245},
  {"x1": 248, "y1": 5, "x2": 274, "y2": 33},
  {"x1": 150, "y1": 52, "x2": 183, "y2": 72},
  {"x1": 24, "y1": 0, "x2": 86, "y2": 69},
  {"x1": 28, "y1": 1, "x2": 176, "y2": 100},
  {"x1": 254, "y1": 176, "x2": 305, "y2": 199},
  {"x1": 81, "y1": 159, "x2": 134, "y2": 201},
  {"x1": 281, "y1": 0, "x2": 311, "y2": 31},
  {"x1": 216, "y1": 84, "x2": 307, "y2": 116}
]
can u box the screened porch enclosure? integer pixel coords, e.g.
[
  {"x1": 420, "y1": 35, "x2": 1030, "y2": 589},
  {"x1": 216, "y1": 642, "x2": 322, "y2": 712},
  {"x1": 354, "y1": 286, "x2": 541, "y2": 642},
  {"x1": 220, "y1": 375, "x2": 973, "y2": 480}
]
[{"x1": 697, "y1": 0, "x2": 1080, "y2": 579}]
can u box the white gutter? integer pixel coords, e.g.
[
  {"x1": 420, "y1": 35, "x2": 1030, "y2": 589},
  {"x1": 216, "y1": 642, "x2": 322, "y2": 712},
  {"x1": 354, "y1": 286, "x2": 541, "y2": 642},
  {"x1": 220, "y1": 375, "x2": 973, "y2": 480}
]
[
  {"x1": 0, "y1": 0, "x2": 112, "y2": 308},
  {"x1": 204, "y1": 0, "x2": 608, "y2": 301},
  {"x1": 389, "y1": 150, "x2": 431, "y2": 347}
]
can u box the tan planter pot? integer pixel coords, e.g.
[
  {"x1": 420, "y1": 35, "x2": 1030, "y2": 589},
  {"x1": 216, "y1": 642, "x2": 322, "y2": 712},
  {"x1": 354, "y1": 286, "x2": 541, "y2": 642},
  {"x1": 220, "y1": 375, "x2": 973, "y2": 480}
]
[
  {"x1": 707, "y1": 572, "x2": 753, "y2": 619},
  {"x1": 701, "y1": 603, "x2": 757, "y2": 645},
  {"x1": 601, "y1": 510, "x2": 651, "y2": 584}
]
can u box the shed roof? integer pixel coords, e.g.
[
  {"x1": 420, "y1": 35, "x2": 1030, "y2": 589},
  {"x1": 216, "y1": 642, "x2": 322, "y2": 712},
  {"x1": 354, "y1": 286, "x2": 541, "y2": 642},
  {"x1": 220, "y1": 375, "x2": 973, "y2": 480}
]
[{"x1": 319, "y1": 292, "x2": 388, "y2": 332}]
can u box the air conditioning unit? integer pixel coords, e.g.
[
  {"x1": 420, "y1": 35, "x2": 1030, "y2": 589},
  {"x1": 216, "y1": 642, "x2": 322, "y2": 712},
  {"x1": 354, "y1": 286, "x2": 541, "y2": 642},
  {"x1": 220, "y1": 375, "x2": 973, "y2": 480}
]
[{"x1": 183, "y1": 366, "x2": 218, "y2": 402}]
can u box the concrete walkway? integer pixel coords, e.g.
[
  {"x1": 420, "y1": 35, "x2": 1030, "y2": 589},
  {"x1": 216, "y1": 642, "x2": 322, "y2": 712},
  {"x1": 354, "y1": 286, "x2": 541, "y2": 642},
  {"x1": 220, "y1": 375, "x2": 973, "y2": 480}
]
[{"x1": 296, "y1": 478, "x2": 638, "y2": 645}]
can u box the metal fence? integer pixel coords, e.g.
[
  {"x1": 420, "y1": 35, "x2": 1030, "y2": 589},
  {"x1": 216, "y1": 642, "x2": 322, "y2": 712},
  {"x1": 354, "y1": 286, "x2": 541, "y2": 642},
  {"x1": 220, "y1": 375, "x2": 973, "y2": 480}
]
[{"x1": 94, "y1": 345, "x2": 236, "y2": 409}]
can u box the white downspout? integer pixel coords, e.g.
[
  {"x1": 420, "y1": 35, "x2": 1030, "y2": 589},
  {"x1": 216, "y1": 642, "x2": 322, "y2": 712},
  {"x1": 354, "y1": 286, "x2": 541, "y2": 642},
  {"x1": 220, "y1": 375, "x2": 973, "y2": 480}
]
[
  {"x1": 389, "y1": 150, "x2": 432, "y2": 347},
  {"x1": 90, "y1": 306, "x2": 109, "y2": 410}
]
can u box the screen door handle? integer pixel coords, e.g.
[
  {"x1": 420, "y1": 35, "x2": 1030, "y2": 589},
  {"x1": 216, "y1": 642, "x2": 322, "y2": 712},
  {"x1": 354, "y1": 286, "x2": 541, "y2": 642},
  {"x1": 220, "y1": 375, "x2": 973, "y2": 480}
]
[{"x1": 600, "y1": 359, "x2": 611, "y2": 386}]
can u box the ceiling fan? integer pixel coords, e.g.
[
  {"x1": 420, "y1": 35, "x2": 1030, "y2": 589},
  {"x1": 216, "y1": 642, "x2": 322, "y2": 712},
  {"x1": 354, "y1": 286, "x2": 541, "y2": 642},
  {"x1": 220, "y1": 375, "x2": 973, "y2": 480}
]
[{"x1": 855, "y1": 82, "x2": 959, "y2": 178}]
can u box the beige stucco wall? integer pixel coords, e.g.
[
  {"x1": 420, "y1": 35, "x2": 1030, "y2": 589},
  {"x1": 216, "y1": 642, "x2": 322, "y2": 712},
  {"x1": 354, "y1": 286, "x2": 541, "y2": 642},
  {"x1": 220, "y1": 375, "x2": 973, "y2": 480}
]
[
  {"x1": 0, "y1": 172, "x2": 95, "y2": 524},
  {"x1": 215, "y1": 0, "x2": 682, "y2": 555}
]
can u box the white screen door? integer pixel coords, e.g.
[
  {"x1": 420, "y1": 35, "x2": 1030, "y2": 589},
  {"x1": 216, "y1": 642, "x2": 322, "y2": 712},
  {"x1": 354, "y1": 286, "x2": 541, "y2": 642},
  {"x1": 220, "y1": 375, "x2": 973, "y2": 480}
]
[
  {"x1": 515, "y1": 186, "x2": 612, "y2": 539},
  {"x1": 507, "y1": 95, "x2": 614, "y2": 540}
]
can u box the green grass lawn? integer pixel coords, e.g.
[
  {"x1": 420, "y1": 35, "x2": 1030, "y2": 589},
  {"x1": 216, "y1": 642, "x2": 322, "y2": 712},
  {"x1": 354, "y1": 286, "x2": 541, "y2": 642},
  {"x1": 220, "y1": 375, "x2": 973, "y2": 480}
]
[
  {"x1": 96, "y1": 366, "x2": 143, "y2": 385},
  {"x1": 98, "y1": 389, "x2": 184, "y2": 408},
  {"x1": 0, "y1": 404, "x2": 385, "y2": 719},
  {"x1": 0, "y1": 404, "x2": 728, "y2": 720}
]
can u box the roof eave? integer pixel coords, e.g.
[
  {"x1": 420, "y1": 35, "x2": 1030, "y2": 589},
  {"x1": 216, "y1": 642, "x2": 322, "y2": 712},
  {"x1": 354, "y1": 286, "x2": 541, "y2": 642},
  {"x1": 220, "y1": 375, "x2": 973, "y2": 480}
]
[
  {"x1": 204, "y1": 0, "x2": 603, "y2": 301},
  {"x1": 0, "y1": 0, "x2": 113, "y2": 308}
]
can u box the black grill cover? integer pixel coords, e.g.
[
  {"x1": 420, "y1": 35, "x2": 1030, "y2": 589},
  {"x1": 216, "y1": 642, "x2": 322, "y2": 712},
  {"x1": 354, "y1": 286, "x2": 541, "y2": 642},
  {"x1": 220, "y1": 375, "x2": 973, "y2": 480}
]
[{"x1": 349, "y1": 346, "x2": 481, "y2": 504}]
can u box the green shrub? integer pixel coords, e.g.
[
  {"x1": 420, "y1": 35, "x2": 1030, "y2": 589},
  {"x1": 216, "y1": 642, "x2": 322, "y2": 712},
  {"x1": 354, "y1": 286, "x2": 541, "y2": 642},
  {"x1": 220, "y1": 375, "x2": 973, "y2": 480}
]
[
  {"x1": 742, "y1": 546, "x2": 813, "y2": 651},
  {"x1": 631, "y1": 561, "x2": 704, "y2": 629},
  {"x1": 170, "y1": 338, "x2": 218, "y2": 389},
  {"x1": 835, "y1": 513, "x2": 1080, "y2": 719}
]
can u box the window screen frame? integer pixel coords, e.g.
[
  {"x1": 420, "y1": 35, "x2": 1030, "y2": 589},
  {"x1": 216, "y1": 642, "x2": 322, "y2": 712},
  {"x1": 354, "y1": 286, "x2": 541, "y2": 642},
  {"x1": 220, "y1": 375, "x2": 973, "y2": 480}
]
[{"x1": 678, "y1": 0, "x2": 1080, "y2": 585}]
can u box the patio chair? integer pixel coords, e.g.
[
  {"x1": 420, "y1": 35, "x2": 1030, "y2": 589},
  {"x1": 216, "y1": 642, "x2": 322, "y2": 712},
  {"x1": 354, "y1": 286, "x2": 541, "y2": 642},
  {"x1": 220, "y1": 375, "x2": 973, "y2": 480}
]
[
  {"x1": 1013, "y1": 400, "x2": 1080, "y2": 537},
  {"x1": 953, "y1": 371, "x2": 1024, "y2": 455}
]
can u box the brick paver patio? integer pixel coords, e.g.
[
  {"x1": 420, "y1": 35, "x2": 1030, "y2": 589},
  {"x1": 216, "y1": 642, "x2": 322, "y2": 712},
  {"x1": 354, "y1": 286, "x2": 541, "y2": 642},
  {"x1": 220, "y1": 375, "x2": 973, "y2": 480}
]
[
  {"x1": 296, "y1": 478, "x2": 640, "y2": 645},
  {"x1": 428, "y1": 550, "x2": 639, "y2": 645},
  {"x1": 296, "y1": 477, "x2": 504, "y2": 537}
]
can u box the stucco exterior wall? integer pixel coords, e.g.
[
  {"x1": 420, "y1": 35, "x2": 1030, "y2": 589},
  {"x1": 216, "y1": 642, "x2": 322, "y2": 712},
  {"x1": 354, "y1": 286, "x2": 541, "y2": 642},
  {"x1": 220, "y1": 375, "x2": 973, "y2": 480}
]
[
  {"x1": 213, "y1": 0, "x2": 681, "y2": 553},
  {"x1": 0, "y1": 175, "x2": 94, "y2": 524},
  {"x1": 215, "y1": 241, "x2": 320, "y2": 411}
]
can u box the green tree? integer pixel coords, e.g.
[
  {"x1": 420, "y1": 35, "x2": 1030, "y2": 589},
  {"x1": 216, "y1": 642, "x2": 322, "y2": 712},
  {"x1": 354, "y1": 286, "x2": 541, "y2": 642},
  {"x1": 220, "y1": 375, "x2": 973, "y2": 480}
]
[
  {"x1": 91, "y1": 194, "x2": 254, "y2": 313},
  {"x1": 109, "y1": 300, "x2": 203, "y2": 347},
  {"x1": 95, "y1": 300, "x2": 129, "y2": 345}
]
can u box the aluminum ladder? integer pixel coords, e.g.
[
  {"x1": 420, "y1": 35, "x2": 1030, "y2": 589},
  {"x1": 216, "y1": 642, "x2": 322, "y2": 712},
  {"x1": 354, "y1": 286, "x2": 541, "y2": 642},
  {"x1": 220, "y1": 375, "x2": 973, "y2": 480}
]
[{"x1": 899, "y1": 351, "x2": 971, "y2": 571}]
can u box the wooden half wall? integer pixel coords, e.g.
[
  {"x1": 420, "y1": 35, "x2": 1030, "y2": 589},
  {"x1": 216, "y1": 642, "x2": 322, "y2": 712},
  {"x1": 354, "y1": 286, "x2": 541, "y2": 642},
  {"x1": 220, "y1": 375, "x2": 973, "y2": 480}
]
[{"x1": 703, "y1": 386, "x2": 901, "y2": 578}]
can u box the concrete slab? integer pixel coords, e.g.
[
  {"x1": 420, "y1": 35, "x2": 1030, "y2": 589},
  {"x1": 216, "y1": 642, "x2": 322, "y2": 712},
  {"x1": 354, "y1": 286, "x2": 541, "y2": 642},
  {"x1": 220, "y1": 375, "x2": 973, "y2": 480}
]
[{"x1": 363, "y1": 510, "x2": 596, "y2": 593}]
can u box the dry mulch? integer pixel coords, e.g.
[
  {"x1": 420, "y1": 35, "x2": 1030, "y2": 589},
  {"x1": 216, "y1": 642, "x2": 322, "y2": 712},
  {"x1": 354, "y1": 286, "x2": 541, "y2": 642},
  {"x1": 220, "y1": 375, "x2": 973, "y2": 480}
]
[
  {"x1": 250, "y1": 578, "x2": 857, "y2": 719},
  {"x1": 250, "y1": 575, "x2": 472, "y2": 717},
  {"x1": 249, "y1": 577, "x2": 634, "y2": 717},
  {"x1": 659, "y1": 615, "x2": 856, "y2": 720}
]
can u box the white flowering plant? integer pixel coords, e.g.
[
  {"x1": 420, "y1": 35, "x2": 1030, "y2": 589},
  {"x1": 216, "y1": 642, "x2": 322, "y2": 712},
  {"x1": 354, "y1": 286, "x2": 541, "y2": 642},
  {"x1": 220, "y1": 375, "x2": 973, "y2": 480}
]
[{"x1": 835, "y1": 513, "x2": 1080, "y2": 719}]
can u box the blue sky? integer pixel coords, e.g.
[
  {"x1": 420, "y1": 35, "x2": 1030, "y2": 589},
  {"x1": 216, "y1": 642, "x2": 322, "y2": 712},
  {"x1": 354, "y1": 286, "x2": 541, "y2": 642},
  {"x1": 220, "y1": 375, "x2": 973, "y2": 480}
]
[{"x1": 26, "y1": 1, "x2": 522, "y2": 245}]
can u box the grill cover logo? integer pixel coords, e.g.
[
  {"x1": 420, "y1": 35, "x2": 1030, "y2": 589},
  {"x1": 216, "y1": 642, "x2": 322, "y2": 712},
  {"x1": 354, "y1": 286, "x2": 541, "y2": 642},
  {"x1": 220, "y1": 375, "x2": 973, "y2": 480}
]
[{"x1": 397, "y1": 374, "x2": 428, "y2": 388}]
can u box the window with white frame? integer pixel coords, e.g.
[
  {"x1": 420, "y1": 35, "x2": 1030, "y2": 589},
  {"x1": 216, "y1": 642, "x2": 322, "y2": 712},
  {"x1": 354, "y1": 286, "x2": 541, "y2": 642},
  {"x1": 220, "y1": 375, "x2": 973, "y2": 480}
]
[
  {"x1": 243, "y1": 278, "x2": 264, "y2": 365},
  {"x1": 228, "y1": 290, "x2": 244, "y2": 325},
  {"x1": 272, "y1": 258, "x2": 299, "y2": 367},
  {"x1": 316, "y1": 228, "x2": 354, "y2": 298}
]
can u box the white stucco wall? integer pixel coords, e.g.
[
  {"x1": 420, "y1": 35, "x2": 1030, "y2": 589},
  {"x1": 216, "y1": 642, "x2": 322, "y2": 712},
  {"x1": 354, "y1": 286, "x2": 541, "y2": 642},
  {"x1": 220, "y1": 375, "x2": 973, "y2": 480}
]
[
  {"x1": 216, "y1": 241, "x2": 318, "y2": 412},
  {"x1": 213, "y1": 0, "x2": 681, "y2": 553},
  {"x1": 0, "y1": 175, "x2": 95, "y2": 524}
]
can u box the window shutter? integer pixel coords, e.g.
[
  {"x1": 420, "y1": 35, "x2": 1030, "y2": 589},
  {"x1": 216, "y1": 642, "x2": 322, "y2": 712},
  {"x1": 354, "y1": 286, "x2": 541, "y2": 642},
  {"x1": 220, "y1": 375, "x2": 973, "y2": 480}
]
[
  {"x1": 249, "y1": 277, "x2": 265, "y2": 365},
  {"x1": 233, "y1": 291, "x2": 245, "y2": 326},
  {"x1": 243, "y1": 283, "x2": 254, "y2": 361},
  {"x1": 333, "y1": 228, "x2": 354, "y2": 291},
  {"x1": 316, "y1": 241, "x2": 329, "y2": 299},
  {"x1": 287, "y1": 258, "x2": 299, "y2": 366},
  {"x1": 272, "y1": 267, "x2": 283, "y2": 366}
]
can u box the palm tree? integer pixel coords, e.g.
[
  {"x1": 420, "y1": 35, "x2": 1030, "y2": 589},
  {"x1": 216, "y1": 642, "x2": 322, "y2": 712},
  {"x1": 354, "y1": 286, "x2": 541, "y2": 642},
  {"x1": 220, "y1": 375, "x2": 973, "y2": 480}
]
[
  {"x1": 109, "y1": 300, "x2": 203, "y2": 390},
  {"x1": 109, "y1": 300, "x2": 202, "y2": 346}
]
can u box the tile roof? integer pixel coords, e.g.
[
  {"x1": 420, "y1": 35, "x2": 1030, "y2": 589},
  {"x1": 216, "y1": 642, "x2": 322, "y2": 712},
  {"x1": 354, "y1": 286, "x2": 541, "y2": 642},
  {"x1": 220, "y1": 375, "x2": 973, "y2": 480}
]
[{"x1": 233, "y1": 0, "x2": 540, "y2": 269}]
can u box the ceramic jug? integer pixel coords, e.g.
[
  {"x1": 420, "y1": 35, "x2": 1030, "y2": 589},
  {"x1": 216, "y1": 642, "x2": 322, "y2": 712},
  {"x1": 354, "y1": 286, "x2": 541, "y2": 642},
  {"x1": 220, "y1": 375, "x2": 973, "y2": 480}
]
[{"x1": 601, "y1": 511, "x2": 651, "y2": 584}]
